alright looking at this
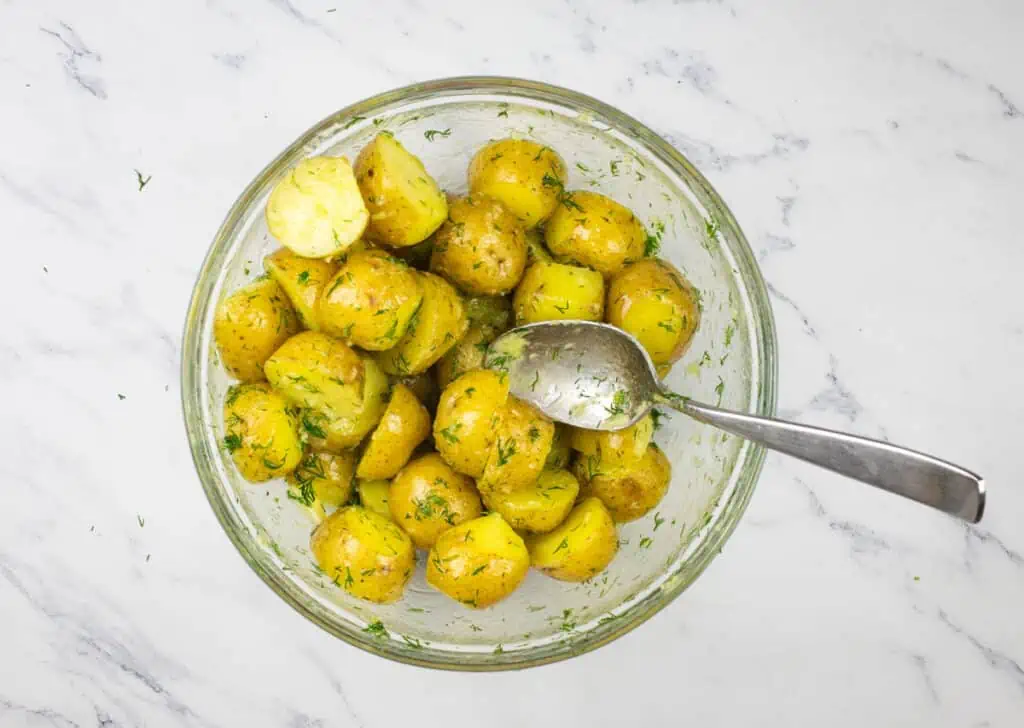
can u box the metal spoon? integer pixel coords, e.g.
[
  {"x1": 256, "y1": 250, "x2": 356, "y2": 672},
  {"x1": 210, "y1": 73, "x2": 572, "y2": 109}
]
[{"x1": 484, "y1": 320, "x2": 985, "y2": 523}]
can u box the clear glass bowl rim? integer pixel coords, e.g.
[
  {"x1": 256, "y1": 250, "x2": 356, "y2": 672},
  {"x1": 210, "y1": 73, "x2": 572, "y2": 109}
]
[{"x1": 181, "y1": 76, "x2": 778, "y2": 671}]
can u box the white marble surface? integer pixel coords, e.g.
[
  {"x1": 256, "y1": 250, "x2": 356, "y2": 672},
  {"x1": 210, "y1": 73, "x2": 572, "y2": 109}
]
[{"x1": 2, "y1": 0, "x2": 1023, "y2": 725}]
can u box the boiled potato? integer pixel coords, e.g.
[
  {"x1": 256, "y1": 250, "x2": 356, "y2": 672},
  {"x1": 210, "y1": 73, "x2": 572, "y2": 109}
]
[
  {"x1": 606, "y1": 259, "x2": 701, "y2": 366},
  {"x1": 264, "y1": 331, "x2": 366, "y2": 417},
  {"x1": 436, "y1": 325, "x2": 494, "y2": 390},
  {"x1": 478, "y1": 396, "x2": 555, "y2": 496},
  {"x1": 434, "y1": 370, "x2": 509, "y2": 478},
  {"x1": 545, "y1": 424, "x2": 572, "y2": 470},
  {"x1": 311, "y1": 505, "x2": 415, "y2": 603},
  {"x1": 467, "y1": 139, "x2": 568, "y2": 227},
  {"x1": 513, "y1": 261, "x2": 604, "y2": 325},
  {"x1": 525, "y1": 228, "x2": 554, "y2": 264},
  {"x1": 223, "y1": 383, "x2": 303, "y2": 482},
  {"x1": 464, "y1": 295, "x2": 513, "y2": 332},
  {"x1": 573, "y1": 443, "x2": 671, "y2": 522},
  {"x1": 483, "y1": 469, "x2": 579, "y2": 533},
  {"x1": 425, "y1": 513, "x2": 529, "y2": 608},
  {"x1": 389, "y1": 453, "x2": 482, "y2": 549},
  {"x1": 299, "y1": 358, "x2": 391, "y2": 451},
  {"x1": 358, "y1": 479, "x2": 392, "y2": 518},
  {"x1": 266, "y1": 156, "x2": 368, "y2": 258},
  {"x1": 430, "y1": 195, "x2": 527, "y2": 296},
  {"x1": 570, "y1": 414, "x2": 654, "y2": 468},
  {"x1": 214, "y1": 277, "x2": 300, "y2": 382},
  {"x1": 357, "y1": 384, "x2": 431, "y2": 479},
  {"x1": 263, "y1": 248, "x2": 338, "y2": 331},
  {"x1": 318, "y1": 250, "x2": 424, "y2": 351},
  {"x1": 354, "y1": 132, "x2": 447, "y2": 247},
  {"x1": 375, "y1": 272, "x2": 468, "y2": 376},
  {"x1": 529, "y1": 497, "x2": 618, "y2": 581},
  {"x1": 286, "y1": 450, "x2": 357, "y2": 518},
  {"x1": 545, "y1": 191, "x2": 646, "y2": 277}
]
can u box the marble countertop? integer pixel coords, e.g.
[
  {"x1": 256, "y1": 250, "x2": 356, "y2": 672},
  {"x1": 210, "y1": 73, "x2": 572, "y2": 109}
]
[{"x1": 3, "y1": 0, "x2": 1023, "y2": 725}]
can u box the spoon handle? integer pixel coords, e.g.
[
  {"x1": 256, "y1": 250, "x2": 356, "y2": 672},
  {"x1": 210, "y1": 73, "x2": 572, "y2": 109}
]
[{"x1": 655, "y1": 392, "x2": 985, "y2": 522}]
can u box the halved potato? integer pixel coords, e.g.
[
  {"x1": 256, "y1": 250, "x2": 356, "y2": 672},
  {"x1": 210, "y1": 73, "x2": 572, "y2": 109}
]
[
  {"x1": 223, "y1": 383, "x2": 303, "y2": 482},
  {"x1": 467, "y1": 139, "x2": 568, "y2": 227},
  {"x1": 214, "y1": 277, "x2": 301, "y2": 382},
  {"x1": 483, "y1": 469, "x2": 579, "y2": 533},
  {"x1": 433, "y1": 369, "x2": 510, "y2": 478},
  {"x1": 263, "y1": 248, "x2": 338, "y2": 331},
  {"x1": 513, "y1": 261, "x2": 605, "y2": 325},
  {"x1": 573, "y1": 443, "x2": 671, "y2": 522},
  {"x1": 263, "y1": 331, "x2": 365, "y2": 417},
  {"x1": 286, "y1": 450, "x2": 357, "y2": 518},
  {"x1": 529, "y1": 497, "x2": 618, "y2": 581},
  {"x1": 388, "y1": 453, "x2": 482, "y2": 549},
  {"x1": 544, "y1": 190, "x2": 646, "y2": 277},
  {"x1": 357, "y1": 479, "x2": 392, "y2": 518},
  {"x1": 357, "y1": 384, "x2": 431, "y2": 479},
  {"x1": 569, "y1": 414, "x2": 654, "y2": 468},
  {"x1": 299, "y1": 358, "x2": 391, "y2": 451},
  {"x1": 478, "y1": 396, "x2": 555, "y2": 496}
]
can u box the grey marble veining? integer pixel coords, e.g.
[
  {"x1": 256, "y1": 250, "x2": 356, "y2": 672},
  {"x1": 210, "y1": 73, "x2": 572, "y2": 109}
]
[{"x1": 1, "y1": 0, "x2": 1022, "y2": 725}]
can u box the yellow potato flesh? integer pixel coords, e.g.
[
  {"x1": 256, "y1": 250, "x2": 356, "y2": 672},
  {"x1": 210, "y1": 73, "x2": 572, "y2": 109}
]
[
  {"x1": 484, "y1": 469, "x2": 579, "y2": 533},
  {"x1": 356, "y1": 384, "x2": 431, "y2": 480},
  {"x1": 529, "y1": 497, "x2": 618, "y2": 581}
]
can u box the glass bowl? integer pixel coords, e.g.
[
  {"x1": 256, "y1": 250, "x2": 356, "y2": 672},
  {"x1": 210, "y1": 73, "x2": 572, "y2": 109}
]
[{"x1": 181, "y1": 77, "x2": 777, "y2": 670}]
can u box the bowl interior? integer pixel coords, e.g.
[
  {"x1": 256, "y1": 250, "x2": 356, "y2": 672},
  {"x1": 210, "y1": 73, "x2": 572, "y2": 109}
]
[{"x1": 182, "y1": 79, "x2": 776, "y2": 669}]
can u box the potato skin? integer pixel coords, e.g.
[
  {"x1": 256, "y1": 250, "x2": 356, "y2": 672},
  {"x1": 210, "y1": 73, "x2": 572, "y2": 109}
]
[
  {"x1": 223, "y1": 383, "x2": 303, "y2": 482},
  {"x1": 263, "y1": 249, "x2": 338, "y2": 331},
  {"x1": 569, "y1": 414, "x2": 654, "y2": 468},
  {"x1": 356, "y1": 384, "x2": 431, "y2": 480},
  {"x1": 299, "y1": 357, "x2": 391, "y2": 451},
  {"x1": 478, "y1": 396, "x2": 555, "y2": 496},
  {"x1": 513, "y1": 261, "x2": 605, "y2": 325},
  {"x1": 286, "y1": 450, "x2": 357, "y2": 517},
  {"x1": 357, "y1": 479, "x2": 392, "y2": 518},
  {"x1": 573, "y1": 443, "x2": 671, "y2": 522},
  {"x1": 389, "y1": 453, "x2": 482, "y2": 549},
  {"x1": 318, "y1": 250, "x2": 424, "y2": 351},
  {"x1": 263, "y1": 331, "x2": 366, "y2": 417},
  {"x1": 606, "y1": 259, "x2": 701, "y2": 366},
  {"x1": 426, "y1": 513, "x2": 530, "y2": 608},
  {"x1": 214, "y1": 277, "x2": 300, "y2": 382},
  {"x1": 310, "y1": 505, "x2": 415, "y2": 603},
  {"x1": 545, "y1": 191, "x2": 646, "y2": 277},
  {"x1": 375, "y1": 272, "x2": 468, "y2": 376},
  {"x1": 483, "y1": 469, "x2": 579, "y2": 534},
  {"x1": 430, "y1": 195, "x2": 527, "y2": 296},
  {"x1": 529, "y1": 497, "x2": 618, "y2": 581},
  {"x1": 354, "y1": 132, "x2": 447, "y2": 247},
  {"x1": 434, "y1": 370, "x2": 510, "y2": 478},
  {"x1": 467, "y1": 139, "x2": 568, "y2": 227},
  {"x1": 266, "y1": 156, "x2": 369, "y2": 259}
]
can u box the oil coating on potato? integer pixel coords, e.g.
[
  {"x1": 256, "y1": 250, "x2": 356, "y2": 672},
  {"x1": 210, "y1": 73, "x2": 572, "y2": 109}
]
[
  {"x1": 430, "y1": 195, "x2": 527, "y2": 296},
  {"x1": 545, "y1": 190, "x2": 646, "y2": 277},
  {"x1": 426, "y1": 513, "x2": 530, "y2": 608},
  {"x1": 354, "y1": 132, "x2": 448, "y2": 247},
  {"x1": 263, "y1": 248, "x2": 338, "y2": 331},
  {"x1": 375, "y1": 272, "x2": 468, "y2": 376},
  {"x1": 266, "y1": 156, "x2": 369, "y2": 258},
  {"x1": 513, "y1": 261, "x2": 605, "y2": 325},
  {"x1": 483, "y1": 469, "x2": 579, "y2": 534},
  {"x1": 573, "y1": 443, "x2": 671, "y2": 522},
  {"x1": 529, "y1": 497, "x2": 618, "y2": 581},
  {"x1": 311, "y1": 505, "x2": 415, "y2": 603},
  {"x1": 434, "y1": 369, "x2": 509, "y2": 478},
  {"x1": 318, "y1": 250, "x2": 424, "y2": 351},
  {"x1": 357, "y1": 479, "x2": 392, "y2": 519},
  {"x1": 264, "y1": 331, "x2": 366, "y2": 417},
  {"x1": 214, "y1": 277, "x2": 301, "y2": 382},
  {"x1": 389, "y1": 453, "x2": 482, "y2": 549},
  {"x1": 570, "y1": 413, "x2": 654, "y2": 468},
  {"x1": 606, "y1": 258, "x2": 701, "y2": 366},
  {"x1": 435, "y1": 325, "x2": 493, "y2": 391},
  {"x1": 223, "y1": 383, "x2": 303, "y2": 482},
  {"x1": 478, "y1": 396, "x2": 555, "y2": 496},
  {"x1": 297, "y1": 358, "x2": 390, "y2": 451},
  {"x1": 467, "y1": 138, "x2": 568, "y2": 227},
  {"x1": 357, "y1": 384, "x2": 431, "y2": 480},
  {"x1": 286, "y1": 450, "x2": 357, "y2": 518}
]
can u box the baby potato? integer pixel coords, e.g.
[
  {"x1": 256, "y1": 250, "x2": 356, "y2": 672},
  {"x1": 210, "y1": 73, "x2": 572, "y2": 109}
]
[
  {"x1": 375, "y1": 272, "x2": 468, "y2": 376},
  {"x1": 357, "y1": 384, "x2": 431, "y2": 480},
  {"x1": 311, "y1": 505, "x2": 415, "y2": 603},
  {"x1": 389, "y1": 453, "x2": 482, "y2": 549},
  {"x1": 426, "y1": 512, "x2": 530, "y2": 608},
  {"x1": 606, "y1": 259, "x2": 701, "y2": 366},
  {"x1": 286, "y1": 450, "x2": 357, "y2": 518},
  {"x1": 525, "y1": 228, "x2": 554, "y2": 264},
  {"x1": 529, "y1": 497, "x2": 618, "y2": 581},
  {"x1": 569, "y1": 414, "x2": 654, "y2": 468},
  {"x1": 223, "y1": 383, "x2": 303, "y2": 482},
  {"x1": 464, "y1": 295, "x2": 513, "y2": 332},
  {"x1": 573, "y1": 443, "x2": 671, "y2": 522},
  {"x1": 513, "y1": 261, "x2": 605, "y2": 325},
  {"x1": 483, "y1": 469, "x2": 579, "y2": 534},
  {"x1": 354, "y1": 132, "x2": 447, "y2": 247},
  {"x1": 545, "y1": 190, "x2": 646, "y2": 277},
  {"x1": 301, "y1": 357, "x2": 391, "y2": 450},
  {"x1": 435, "y1": 325, "x2": 494, "y2": 390},
  {"x1": 264, "y1": 331, "x2": 366, "y2": 417},
  {"x1": 545, "y1": 424, "x2": 572, "y2": 471},
  {"x1": 266, "y1": 156, "x2": 369, "y2": 258},
  {"x1": 430, "y1": 195, "x2": 527, "y2": 296},
  {"x1": 357, "y1": 479, "x2": 392, "y2": 519},
  {"x1": 478, "y1": 396, "x2": 555, "y2": 496},
  {"x1": 318, "y1": 250, "x2": 424, "y2": 351},
  {"x1": 434, "y1": 370, "x2": 509, "y2": 478},
  {"x1": 263, "y1": 248, "x2": 338, "y2": 331},
  {"x1": 214, "y1": 277, "x2": 301, "y2": 382},
  {"x1": 467, "y1": 139, "x2": 568, "y2": 227}
]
